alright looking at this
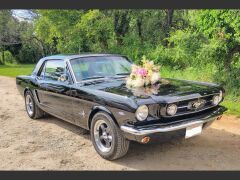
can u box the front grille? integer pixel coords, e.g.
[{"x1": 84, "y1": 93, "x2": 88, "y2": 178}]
[
  {"x1": 173, "y1": 94, "x2": 216, "y2": 116},
  {"x1": 161, "y1": 106, "x2": 218, "y2": 123},
  {"x1": 148, "y1": 104, "x2": 161, "y2": 118},
  {"x1": 149, "y1": 93, "x2": 220, "y2": 118}
]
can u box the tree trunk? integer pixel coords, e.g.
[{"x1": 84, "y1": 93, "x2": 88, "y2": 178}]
[
  {"x1": 137, "y1": 18, "x2": 143, "y2": 43},
  {"x1": 114, "y1": 10, "x2": 130, "y2": 46},
  {"x1": 224, "y1": 58, "x2": 231, "y2": 72},
  {"x1": 116, "y1": 35, "x2": 123, "y2": 46},
  {"x1": 2, "y1": 47, "x2": 5, "y2": 64},
  {"x1": 0, "y1": 51, "x2": 2, "y2": 65},
  {"x1": 164, "y1": 9, "x2": 174, "y2": 46},
  {"x1": 100, "y1": 39, "x2": 108, "y2": 50},
  {"x1": 166, "y1": 9, "x2": 174, "y2": 32},
  {"x1": 223, "y1": 44, "x2": 240, "y2": 72}
]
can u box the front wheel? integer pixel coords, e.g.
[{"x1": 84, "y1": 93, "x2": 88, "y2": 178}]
[{"x1": 90, "y1": 112, "x2": 130, "y2": 160}]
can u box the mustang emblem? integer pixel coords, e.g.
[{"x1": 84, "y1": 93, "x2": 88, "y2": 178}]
[{"x1": 188, "y1": 99, "x2": 206, "y2": 110}]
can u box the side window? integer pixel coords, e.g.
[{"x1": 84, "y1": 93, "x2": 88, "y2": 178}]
[{"x1": 44, "y1": 60, "x2": 65, "y2": 81}]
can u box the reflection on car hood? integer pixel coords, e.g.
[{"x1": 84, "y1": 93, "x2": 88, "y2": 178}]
[{"x1": 82, "y1": 78, "x2": 221, "y2": 104}]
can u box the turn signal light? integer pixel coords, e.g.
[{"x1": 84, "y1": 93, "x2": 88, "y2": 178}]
[{"x1": 141, "y1": 136, "x2": 150, "y2": 143}]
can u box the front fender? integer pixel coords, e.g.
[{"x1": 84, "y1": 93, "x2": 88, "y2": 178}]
[{"x1": 87, "y1": 105, "x2": 118, "y2": 130}]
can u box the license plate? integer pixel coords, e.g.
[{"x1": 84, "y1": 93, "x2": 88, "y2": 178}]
[{"x1": 185, "y1": 123, "x2": 203, "y2": 139}]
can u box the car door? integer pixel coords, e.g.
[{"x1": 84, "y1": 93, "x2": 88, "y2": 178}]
[
  {"x1": 68, "y1": 59, "x2": 95, "y2": 128},
  {"x1": 36, "y1": 59, "x2": 73, "y2": 122}
]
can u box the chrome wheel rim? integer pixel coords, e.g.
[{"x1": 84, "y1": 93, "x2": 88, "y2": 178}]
[
  {"x1": 26, "y1": 95, "x2": 34, "y2": 116},
  {"x1": 94, "y1": 120, "x2": 113, "y2": 153}
]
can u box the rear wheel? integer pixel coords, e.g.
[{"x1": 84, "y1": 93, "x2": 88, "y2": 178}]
[
  {"x1": 25, "y1": 90, "x2": 44, "y2": 119},
  {"x1": 90, "y1": 112, "x2": 130, "y2": 160}
]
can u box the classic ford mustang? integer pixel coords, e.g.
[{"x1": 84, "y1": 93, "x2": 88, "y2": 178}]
[{"x1": 16, "y1": 54, "x2": 227, "y2": 160}]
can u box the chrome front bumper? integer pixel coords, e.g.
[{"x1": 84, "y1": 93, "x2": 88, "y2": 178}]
[{"x1": 120, "y1": 106, "x2": 227, "y2": 136}]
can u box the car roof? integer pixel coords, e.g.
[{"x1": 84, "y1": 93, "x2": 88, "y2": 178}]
[
  {"x1": 32, "y1": 53, "x2": 131, "y2": 76},
  {"x1": 43, "y1": 53, "x2": 126, "y2": 60}
]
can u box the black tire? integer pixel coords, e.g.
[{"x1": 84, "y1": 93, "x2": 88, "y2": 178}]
[
  {"x1": 24, "y1": 90, "x2": 44, "y2": 119},
  {"x1": 90, "y1": 112, "x2": 130, "y2": 160}
]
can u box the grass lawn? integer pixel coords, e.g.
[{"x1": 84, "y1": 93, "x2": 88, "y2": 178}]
[
  {"x1": 0, "y1": 63, "x2": 239, "y2": 116},
  {"x1": 0, "y1": 64, "x2": 34, "y2": 77},
  {"x1": 222, "y1": 100, "x2": 240, "y2": 117}
]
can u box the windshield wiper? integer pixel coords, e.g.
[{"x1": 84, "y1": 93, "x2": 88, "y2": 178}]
[
  {"x1": 108, "y1": 73, "x2": 130, "y2": 79},
  {"x1": 82, "y1": 73, "x2": 130, "y2": 81},
  {"x1": 115, "y1": 73, "x2": 130, "y2": 76},
  {"x1": 82, "y1": 76, "x2": 105, "y2": 80}
]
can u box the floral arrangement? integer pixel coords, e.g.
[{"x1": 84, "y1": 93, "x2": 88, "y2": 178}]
[{"x1": 126, "y1": 57, "x2": 161, "y2": 88}]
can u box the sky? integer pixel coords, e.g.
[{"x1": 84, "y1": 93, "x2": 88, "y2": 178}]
[{"x1": 12, "y1": 10, "x2": 34, "y2": 22}]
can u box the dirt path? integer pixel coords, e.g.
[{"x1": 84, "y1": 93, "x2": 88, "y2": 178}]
[{"x1": 0, "y1": 76, "x2": 240, "y2": 170}]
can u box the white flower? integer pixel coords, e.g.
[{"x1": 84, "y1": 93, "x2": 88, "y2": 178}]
[
  {"x1": 131, "y1": 77, "x2": 145, "y2": 87},
  {"x1": 150, "y1": 72, "x2": 160, "y2": 84},
  {"x1": 126, "y1": 58, "x2": 161, "y2": 89},
  {"x1": 126, "y1": 78, "x2": 132, "y2": 86},
  {"x1": 144, "y1": 76, "x2": 151, "y2": 86}
]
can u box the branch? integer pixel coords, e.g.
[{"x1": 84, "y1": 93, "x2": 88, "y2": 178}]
[{"x1": 0, "y1": 41, "x2": 21, "y2": 45}]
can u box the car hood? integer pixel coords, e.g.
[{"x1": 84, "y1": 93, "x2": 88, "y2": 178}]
[{"x1": 81, "y1": 78, "x2": 221, "y2": 104}]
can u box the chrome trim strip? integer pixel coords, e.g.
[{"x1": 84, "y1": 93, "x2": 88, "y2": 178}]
[
  {"x1": 167, "y1": 93, "x2": 219, "y2": 104},
  {"x1": 177, "y1": 105, "x2": 189, "y2": 109},
  {"x1": 168, "y1": 105, "x2": 218, "y2": 117},
  {"x1": 66, "y1": 60, "x2": 77, "y2": 83}
]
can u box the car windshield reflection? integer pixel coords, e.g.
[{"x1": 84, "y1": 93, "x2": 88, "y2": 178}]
[{"x1": 70, "y1": 56, "x2": 132, "y2": 82}]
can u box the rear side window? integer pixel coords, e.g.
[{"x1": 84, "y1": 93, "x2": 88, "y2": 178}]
[{"x1": 44, "y1": 60, "x2": 65, "y2": 81}]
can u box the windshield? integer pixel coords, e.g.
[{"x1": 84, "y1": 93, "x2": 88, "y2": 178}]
[{"x1": 70, "y1": 56, "x2": 132, "y2": 82}]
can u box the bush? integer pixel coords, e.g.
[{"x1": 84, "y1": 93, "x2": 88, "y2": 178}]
[
  {"x1": 214, "y1": 67, "x2": 240, "y2": 98},
  {"x1": 15, "y1": 43, "x2": 43, "y2": 64},
  {"x1": 147, "y1": 30, "x2": 208, "y2": 69},
  {"x1": 0, "y1": 51, "x2": 16, "y2": 64},
  {"x1": 108, "y1": 34, "x2": 153, "y2": 64}
]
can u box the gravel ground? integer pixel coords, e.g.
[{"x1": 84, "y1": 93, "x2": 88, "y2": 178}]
[{"x1": 0, "y1": 76, "x2": 240, "y2": 170}]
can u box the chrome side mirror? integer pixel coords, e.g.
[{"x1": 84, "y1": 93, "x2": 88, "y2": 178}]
[
  {"x1": 36, "y1": 76, "x2": 43, "y2": 80},
  {"x1": 59, "y1": 74, "x2": 68, "y2": 82}
]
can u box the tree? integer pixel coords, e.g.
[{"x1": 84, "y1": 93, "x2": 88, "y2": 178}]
[
  {"x1": 195, "y1": 10, "x2": 240, "y2": 72},
  {"x1": 0, "y1": 10, "x2": 22, "y2": 64},
  {"x1": 75, "y1": 10, "x2": 113, "y2": 52},
  {"x1": 113, "y1": 10, "x2": 131, "y2": 46},
  {"x1": 35, "y1": 10, "x2": 84, "y2": 54}
]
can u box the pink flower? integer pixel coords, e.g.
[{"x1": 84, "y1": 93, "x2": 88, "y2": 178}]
[{"x1": 136, "y1": 68, "x2": 148, "y2": 77}]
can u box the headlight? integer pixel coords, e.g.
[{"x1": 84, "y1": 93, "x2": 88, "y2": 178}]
[
  {"x1": 212, "y1": 95, "x2": 220, "y2": 105},
  {"x1": 219, "y1": 90, "x2": 223, "y2": 101},
  {"x1": 136, "y1": 105, "x2": 149, "y2": 121},
  {"x1": 212, "y1": 90, "x2": 223, "y2": 105},
  {"x1": 167, "y1": 104, "x2": 177, "y2": 116}
]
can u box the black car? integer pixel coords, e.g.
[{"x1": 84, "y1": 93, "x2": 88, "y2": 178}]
[{"x1": 16, "y1": 54, "x2": 227, "y2": 160}]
